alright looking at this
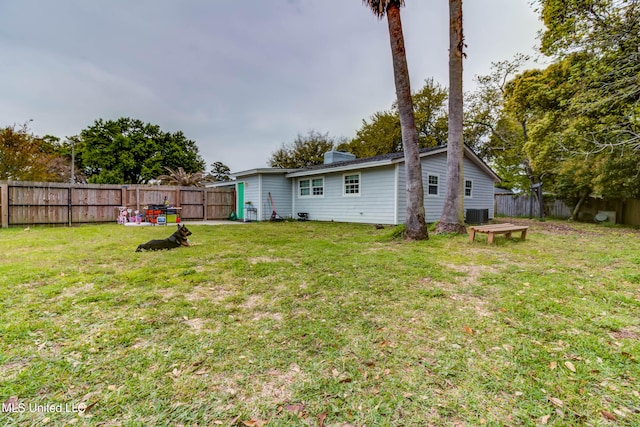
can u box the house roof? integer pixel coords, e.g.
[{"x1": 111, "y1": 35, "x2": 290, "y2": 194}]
[
  {"x1": 230, "y1": 167, "x2": 298, "y2": 179},
  {"x1": 206, "y1": 181, "x2": 236, "y2": 189},
  {"x1": 286, "y1": 145, "x2": 500, "y2": 182},
  {"x1": 494, "y1": 187, "x2": 515, "y2": 195},
  {"x1": 229, "y1": 145, "x2": 500, "y2": 183}
]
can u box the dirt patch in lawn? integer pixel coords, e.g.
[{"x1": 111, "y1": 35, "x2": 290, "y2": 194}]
[
  {"x1": 429, "y1": 264, "x2": 501, "y2": 317},
  {"x1": 248, "y1": 256, "x2": 297, "y2": 265},
  {"x1": 252, "y1": 363, "x2": 305, "y2": 403},
  {"x1": 610, "y1": 326, "x2": 640, "y2": 340},
  {"x1": 183, "y1": 285, "x2": 234, "y2": 302}
]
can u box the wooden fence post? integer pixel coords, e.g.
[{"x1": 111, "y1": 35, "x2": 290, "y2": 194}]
[
  {"x1": 1, "y1": 184, "x2": 8, "y2": 228},
  {"x1": 68, "y1": 186, "x2": 73, "y2": 227},
  {"x1": 203, "y1": 189, "x2": 208, "y2": 221}
]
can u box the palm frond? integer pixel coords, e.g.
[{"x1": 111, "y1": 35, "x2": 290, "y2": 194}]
[
  {"x1": 362, "y1": 0, "x2": 405, "y2": 18},
  {"x1": 157, "y1": 166, "x2": 206, "y2": 187}
]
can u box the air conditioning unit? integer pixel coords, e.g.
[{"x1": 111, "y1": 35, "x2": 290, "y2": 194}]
[{"x1": 466, "y1": 208, "x2": 489, "y2": 225}]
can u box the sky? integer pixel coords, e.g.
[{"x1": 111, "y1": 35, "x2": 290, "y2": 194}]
[{"x1": 0, "y1": 0, "x2": 544, "y2": 174}]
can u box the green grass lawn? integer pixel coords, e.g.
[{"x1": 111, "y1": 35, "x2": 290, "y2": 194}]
[{"x1": 0, "y1": 220, "x2": 639, "y2": 426}]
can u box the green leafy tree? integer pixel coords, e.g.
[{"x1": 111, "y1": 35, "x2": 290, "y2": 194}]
[
  {"x1": 464, "y1": 55, "x2": 528, "y2": 161},
  {"x1": 462, "y1": 2, "x2": 639, "y2": 220},
  {"x1": 464, "y1": 55, "x2": 540, "y2": 193},
  {"x1": 538, "y1": 0, "x2": 638, "y2": 57},
  {"x1": 76, "y1": 117, "x2": 205, "y2": 184},
  {"x1": 518, "y1": 0, "x2": 640, "y2": 217},
  {"x1": 436, "y1": 0, "x2": 466, "y2": 234},
  {"x1": 413, "y1": 78, "x2": 449, "y2": 147},
  {"x1": 343, "y1": 79, "x2": 448, "y2": 159},
  {"x1": 0, "y1": 123, "x2": 61, "y2": 181},
  {"x1": 536, "y1": 0, "x2": 639, "y2": 162},
  {"x1": 345, "y1": 110, "x2": 403, "y2": 158},
  {"x1": 208, "y1": 161, "x2": 232, "y2": 182},
  {"x1": 269, "y1": 130, "x2": 338, "y2": 168}
]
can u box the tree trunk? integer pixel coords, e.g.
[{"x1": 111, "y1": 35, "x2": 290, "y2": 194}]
[
  {"x1": 570, "y1": 188, "x2": 590, "y2": 221},
  {"x1": 386, "y1": 4, "x2": 428, "y2": 240},
  {"x1": 436, "y1": 0, "x2": 466, "y2": 235}
]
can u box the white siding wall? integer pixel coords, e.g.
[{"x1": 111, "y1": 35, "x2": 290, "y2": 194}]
[
  {"x1": 260, "y1": 175, "x2": 292, "y2": 220},
  {"x1": 294, "y1": 166, "x2": 397, "y2": 224},
  {"x1": 243, "y1": 152, "x2": 496, "y2": 224},
  {"x1": 242, "y1": 176, "x2": 260, "y2": 220},
  {"x1": 396, "y1": 153, "x2": 496, "y2": 223},
  {"x1": 461, "y1": 157, "x2": 496, "y2": 219},
  {"x1": 396, "y1": 163, "x2": 407, "y2": 224}
]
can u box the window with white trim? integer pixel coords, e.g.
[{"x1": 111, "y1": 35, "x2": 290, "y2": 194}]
[
  {"x1": 465, "y1": 180, "x2": 473, "y2": 197},
  {"x1": 343, "y1": 173, "x2": 360, "y2": 195},
  {"x1": 299, "y1": 178, "x2": 324, "y2": 197},
  {"x1": 427, "y1": 175, "x2": 439, "y2": 196}
]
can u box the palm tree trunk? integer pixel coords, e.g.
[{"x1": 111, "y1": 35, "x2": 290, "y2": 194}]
[
  {"x1": 436, "y1": 0, "x2": 466, "y2": 234},
  {"x1": 386, "y1": 3, "x2": 428, "y2": 240}
]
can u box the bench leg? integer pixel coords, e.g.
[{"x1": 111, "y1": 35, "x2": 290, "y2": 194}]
[
  {"x1": 469, "y1": 229, "x2": 476, "y2": 242},
  {"x1": 505, "y1": 231, "x2": 512, "y2": 239},
  {"x1": 520, "y1": 229, "x2": 527, "y2": 240},
  {"x1": 488, "y1": 232, "x2": 495, "y2": 244}
]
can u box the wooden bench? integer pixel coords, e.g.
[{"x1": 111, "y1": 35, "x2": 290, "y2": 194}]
[{"x1": 469, "y1": 223, "x2": 529, "y2": 244}]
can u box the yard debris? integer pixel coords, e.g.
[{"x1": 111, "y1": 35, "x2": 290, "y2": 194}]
[
  {"x1": 242, "y1": 419, "x2": 268, "y2": 426},
  {"x1": 601, "y1": 410, "x2": 617, "y2": 421},
  {"x1": 549, "y1": 397, "x2": 564, "y2": 407},
  {"x1": 317, "y1": 411, "x2": 327, "y2": 427}
]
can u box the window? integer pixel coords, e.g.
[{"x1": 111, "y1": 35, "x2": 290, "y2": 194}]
[
  {"x1": 312, "y1": 178, "x2": 324, "y2": 195},
  {"x1": 343, "y1": 173, "x2": 360, "y2": 195},
  {"x1": 299, "y1": 178, "x2": 323, "y2": 197},
  {"x1": 299, "y1": 180, "x2": 310, "y2": 196},
  {"x1": 428, "y1": 175, "x2": 439, "y2": 196},
  {"x1": 465, "y1": 180, "x2": 473, "y2": 197}
]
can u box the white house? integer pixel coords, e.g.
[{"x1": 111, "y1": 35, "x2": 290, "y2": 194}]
[{"x1": 228, "y1": 145, "x2": 500, "y2": 224}]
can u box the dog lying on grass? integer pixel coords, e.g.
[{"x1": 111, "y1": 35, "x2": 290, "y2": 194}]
[{"x1": 135, "y1": 224, "x2": 192, "y2": 252}]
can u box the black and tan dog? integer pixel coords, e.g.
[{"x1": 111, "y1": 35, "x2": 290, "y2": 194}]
[{"x1": 136, "y1": 224, "x2": 192, "y2": 252}]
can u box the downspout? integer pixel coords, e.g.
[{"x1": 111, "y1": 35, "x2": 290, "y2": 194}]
[
  {"x1": 258, "y1": 174, "x2": 262, "y2": 221},
  {"x1": 291, "y1": 177, "x2": 296, "y2": 220},
  {"x1": 394, "y1": 164, "x2": 399, "y2": 224}
]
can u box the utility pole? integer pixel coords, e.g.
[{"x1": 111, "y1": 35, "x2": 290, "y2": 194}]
[{"x1": 70, "y1": 140, "x2": 75, "y2": 184}]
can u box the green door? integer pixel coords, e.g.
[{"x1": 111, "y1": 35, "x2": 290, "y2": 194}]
[{"x1": 237, "y1": 182, "x2": 244, "y2": 220}]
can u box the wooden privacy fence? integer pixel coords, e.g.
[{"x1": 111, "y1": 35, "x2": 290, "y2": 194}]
[
  {"x1": 495, "y1": 194, "x2": 572, "y2": 219},
  {"x1": 0, "y1": 181, "x2": 235, "y2": 228},
  {"x1": 495, "y1": 194, "x2": 640, "y2": 226}
]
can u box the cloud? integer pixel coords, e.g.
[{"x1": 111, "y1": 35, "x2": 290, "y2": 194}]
[{"x1": 0, "y1": 0, "x2": 542, "y2": 172}]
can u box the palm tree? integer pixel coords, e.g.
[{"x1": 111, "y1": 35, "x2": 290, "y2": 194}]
[
  {"x1": 436, "y1": 0, "x2": 467, "y2": 234},
  {"x1": 363, "y1": 0, "x2": 428, "y2": 240},
  {"x1": 157, "y1": 166, "x2": 206, "y2": 187}
]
